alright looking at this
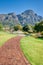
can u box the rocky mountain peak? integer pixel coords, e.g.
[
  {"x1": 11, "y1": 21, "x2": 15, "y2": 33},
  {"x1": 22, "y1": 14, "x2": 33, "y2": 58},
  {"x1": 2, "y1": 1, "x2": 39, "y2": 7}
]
[
  {"x1": 0, "y1": 9, "x2": 43, "y2": 26},
  {"x1": 22, "y1": 10, "x2": 35, "y2": 15}
]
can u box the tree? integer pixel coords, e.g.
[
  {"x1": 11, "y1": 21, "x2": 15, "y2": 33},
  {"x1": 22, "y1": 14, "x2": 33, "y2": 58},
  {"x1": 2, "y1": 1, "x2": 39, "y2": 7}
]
[
  {"x1": 34, "y1": 21, "x2": 43, "y2": 32},
  {"x1": 16, "y1": 24, "x2": 22, "y2": 30},
  {"x1": 23, "y1": 25, "x2": 29, "y2": 32},
  {"x1": 28, "y1": 25, "x2": 33, "y2": 33},
  {"x1": 14, "y1": 25, "x2": 19, "y2": 31},
  {"x1": 0, "y1": 24, "x2": 3, "y2": 31},
  {"x1": 14, "y1": 24, "x2": 22, "y2": 31}
]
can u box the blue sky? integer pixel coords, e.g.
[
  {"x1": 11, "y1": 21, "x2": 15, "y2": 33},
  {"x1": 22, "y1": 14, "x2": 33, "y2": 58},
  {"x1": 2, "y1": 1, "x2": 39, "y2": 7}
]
[{"x1": 0, "y1": 0, "x2": 43, "y2": 16}]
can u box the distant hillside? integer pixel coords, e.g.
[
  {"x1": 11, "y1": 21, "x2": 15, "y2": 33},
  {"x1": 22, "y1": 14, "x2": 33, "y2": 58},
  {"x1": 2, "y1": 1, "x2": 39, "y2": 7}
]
[
  {"x1": 0, "y1": 13, "x2": 20, "y2": 26},
  {"x1": 0, "y1": 10, "x2": 43, "y2": 26},
  {"x1": 17, "y1": 10, "x2": 43, "y2": 25}
]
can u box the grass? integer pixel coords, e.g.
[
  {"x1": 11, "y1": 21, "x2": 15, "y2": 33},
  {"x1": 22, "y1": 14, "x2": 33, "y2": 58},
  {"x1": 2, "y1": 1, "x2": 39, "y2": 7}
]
[
  {"x1": 20, "y1": 36, "x2": 43, "y2": 65},
  {"x1": 0, "y1": 31, "x2": 16, "y2": 46}
]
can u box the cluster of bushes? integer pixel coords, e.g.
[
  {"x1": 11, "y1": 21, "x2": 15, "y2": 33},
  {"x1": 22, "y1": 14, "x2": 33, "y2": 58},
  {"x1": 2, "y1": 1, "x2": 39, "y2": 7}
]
[
  {"x1": 34, "y1": 21, "x2": 43, "y2": 38},
  {"x1": 34, "y1": 21, "x2": 43, "y2": 32},
  {"x1": 13, "y1": 24, "x2": 33, "y2": 35},
  {"x1": 14, "y1": 24, "x2": 33, "y2": 32},
  {"x1": 0, "y1": 23, "x2": 3, "y2": 31},
  {"x1": 0, "y1": 21, "x2": 43, "y2": 37},
  {"x1": 13, "y1": 24, "x2": 22, "y2": 31},
  {"x1": 13, "y1": 21, "x2": 43, "y2": 37}
]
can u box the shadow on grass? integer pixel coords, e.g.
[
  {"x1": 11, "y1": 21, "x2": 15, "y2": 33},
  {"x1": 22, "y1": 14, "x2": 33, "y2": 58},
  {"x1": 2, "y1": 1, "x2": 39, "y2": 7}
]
[{"x1": 37, "y1": 37, "x2": 43, "y2": 40}]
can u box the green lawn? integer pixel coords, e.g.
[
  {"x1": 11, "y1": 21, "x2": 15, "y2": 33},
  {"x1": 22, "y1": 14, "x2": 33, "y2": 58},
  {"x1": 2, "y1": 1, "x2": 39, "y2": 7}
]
[
  {"x1": 20, "y1": 36, "x2": 43, "y2": 65},
  {"x1": 0, "y1": 31, "x2": 16, "y2": 46}
]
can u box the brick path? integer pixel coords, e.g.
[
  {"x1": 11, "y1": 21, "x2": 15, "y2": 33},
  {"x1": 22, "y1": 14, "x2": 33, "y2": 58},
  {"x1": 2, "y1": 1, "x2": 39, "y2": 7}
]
[{"x1": 0, "y1": 36, "x2": 31, "y2": 65}]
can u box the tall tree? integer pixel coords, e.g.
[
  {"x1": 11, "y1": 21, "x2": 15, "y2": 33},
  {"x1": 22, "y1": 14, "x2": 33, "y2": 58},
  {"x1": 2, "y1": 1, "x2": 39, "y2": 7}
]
[{"x1": 34, "y1": 21, "x2": 43, "y2": 32}]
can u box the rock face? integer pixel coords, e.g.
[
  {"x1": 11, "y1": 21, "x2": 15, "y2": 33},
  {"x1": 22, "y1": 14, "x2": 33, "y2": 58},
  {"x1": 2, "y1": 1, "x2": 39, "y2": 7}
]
[
  {"x1": 17, "y1": 10, "x2": 43, "y2": 25},
  {"x1": 0, "y1": 10, "x2": 43, "y2": 26},
  {"x1": 0, "y1": 13, "x2": 20, "y2": 26}
]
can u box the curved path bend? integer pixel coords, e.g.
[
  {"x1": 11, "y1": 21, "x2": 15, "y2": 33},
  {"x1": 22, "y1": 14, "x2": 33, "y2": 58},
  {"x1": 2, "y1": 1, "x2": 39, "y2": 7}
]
[{"x1": 0, "y1": 36, "x2": 31, "y2": 65}]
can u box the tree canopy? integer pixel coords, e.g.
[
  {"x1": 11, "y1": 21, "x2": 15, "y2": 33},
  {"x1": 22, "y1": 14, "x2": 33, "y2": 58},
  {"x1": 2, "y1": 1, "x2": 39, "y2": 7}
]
[{"x1": 34, "y1": 21, "x2": 43, "y2": 32}]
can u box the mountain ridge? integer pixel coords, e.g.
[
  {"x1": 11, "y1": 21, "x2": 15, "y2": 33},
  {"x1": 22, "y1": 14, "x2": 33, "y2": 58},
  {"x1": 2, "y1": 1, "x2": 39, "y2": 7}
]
[
  {"x1": 0, "y1": 9, "x2": 43, "y2": 26},
  {"x1": 17, "y1": 10, "x2": 43, "y2": 25}
]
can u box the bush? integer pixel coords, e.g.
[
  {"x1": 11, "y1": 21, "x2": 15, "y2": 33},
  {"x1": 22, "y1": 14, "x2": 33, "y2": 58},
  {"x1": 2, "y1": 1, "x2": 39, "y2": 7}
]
[
  {"x1": 31, "y1": 33, "x2": 37, "y2": 38},
  {"x1": 41, "y1": 31, "x2": 43, "y2": 35},
  {"x1": 24, "y1": 32, "x2": 29, "y2": 35},
  {"x1": 40, "y1": 31, "x2": 43, "y2": 38},
  {"x1": 34, "y1": 21, "x2": 43, "y2": 32},
  {"x1": 14, "y1": 25, "x2": 19, "y2": 31},
  {"x1": 14, "y1": 24, "x2": 22, "y2": 31},
  {"x1": 0, "y1": 24, "x2": 3, "y2": 31},
  {"x1": 23, "y1": 25, "x2": 29, "y2": 32}
]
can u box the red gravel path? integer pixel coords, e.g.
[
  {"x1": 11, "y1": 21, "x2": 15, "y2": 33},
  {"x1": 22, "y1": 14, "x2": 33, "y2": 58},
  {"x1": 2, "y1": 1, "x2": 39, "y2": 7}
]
[{"x1": 0, "y1": 36, "x2": 31, "y2": 65}]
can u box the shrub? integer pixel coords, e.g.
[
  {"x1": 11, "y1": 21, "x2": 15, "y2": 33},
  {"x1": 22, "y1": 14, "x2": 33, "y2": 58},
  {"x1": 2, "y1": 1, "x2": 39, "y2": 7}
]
[
  {"x1": 0, "y1": 24, "x2": 3, "y2": 31},
  {"x1": 14, "y1": 25, "x2": 19, "y2": 31},
  {"x1": 14, "y1": 24, "x2": 22, "y2": 31},
  {"x1": 34, "y1": 21, "x2": 43, "y2": 32},
  {"x1": 24, "y1": 32, "x2": 29, "y2": 35},
  {"x1": 31, "y1": 33, "x2": 38, "y2": 38},
  {"x1": 23, "y1": 25, "x2": 29, "y2": 32},
  {"x1": 41, "y1": 31, "x2": 43, "y2": 35}
]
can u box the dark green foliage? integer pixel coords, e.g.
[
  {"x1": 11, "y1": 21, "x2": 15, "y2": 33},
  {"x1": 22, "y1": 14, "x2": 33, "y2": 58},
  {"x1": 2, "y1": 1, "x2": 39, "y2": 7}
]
[
  {"x1": 14, "y1": 25, "x2": 19, "y2": 31},
  {"x1": 23, "y1": 25, "x2": 29, "y2": 32},
  {"x1": 0, "y1": 24, "x2": 3, "y2": 31},
  {"x1": 14, "y1": 24, "x2": 22, "y2": 31},
  {"x1": 34, "y1": 21, "x2": 43, "y2": 32}
]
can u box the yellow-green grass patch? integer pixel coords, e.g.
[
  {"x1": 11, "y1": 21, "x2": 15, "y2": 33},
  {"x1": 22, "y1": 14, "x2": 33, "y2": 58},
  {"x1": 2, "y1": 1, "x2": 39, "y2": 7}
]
[
  {"x1": 0, "y1": 31, "x2": 16, "y2": 46},
  {"x1": 20, "y1": 36, "x2": 43, "y2": 65}
]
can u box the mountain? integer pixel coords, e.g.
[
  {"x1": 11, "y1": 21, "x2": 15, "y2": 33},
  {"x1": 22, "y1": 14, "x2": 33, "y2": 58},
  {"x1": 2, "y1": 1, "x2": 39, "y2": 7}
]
[
  {"x1": 17, "y1": 10, "x2": 43, "y2": 25},
  {"x1": 0, "y1": 10, "x2": 43, "y2": 26},
  {"x1": 0, "y1": 13, "x2": 20, "y2": 26}
]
